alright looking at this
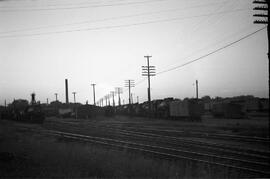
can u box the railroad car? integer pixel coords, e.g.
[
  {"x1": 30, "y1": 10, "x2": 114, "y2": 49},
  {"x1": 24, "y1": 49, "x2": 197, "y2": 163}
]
[
  {"x1": 106, "y1": 98, "x2": 204, "y2": 121},
  {"x1": 104, "y1": 106, "x2": 115, "y2": 117},
  {"x1": 212, "y1": 102, "x2": 244, "y2": 119},
  {"x1": 42, "y1": 106, "x2": 58, "y2": 117},
  {"x1": 154, "y1": 98, "x2": 173, "y2": 118},
  {"x1": 76, "y1": 104, "x2": 102, "y2": 119},
  {"x1": 58, "y1": 108, "x2": 73, "y2": 118},
  {"x1": 169, "y1": 99, "x2": 204, "y2": 121},
  {"x1": 259, "y1": 98, "x2": 269, "y2": 112}
]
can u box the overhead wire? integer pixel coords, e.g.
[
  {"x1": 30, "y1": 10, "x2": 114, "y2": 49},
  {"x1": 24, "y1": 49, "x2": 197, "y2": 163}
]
[
  {"x1": 125, "y1": 26, "x2": 266, "y2": 98},
  {"x1": 0, "y1": 0, "x2": 128, "y2": 8},
  {"x1": 0, "y1": 1, "x2": 229, "y2": 35},
  {"x1": 159, "y1": 21, "x2": 253, "y2": 72},
  {"x1": 183, "y1": 0, "x2": 230, "y2": 48},
  {"x1": 162, "y1": 1, "x2": 250, "y2": 70},
  {"x1": 0, "y1": 0, "x2": 167, "y2": 12},
  {"x1": 178, "y1": 0, "x2": 229, "y2": 48},
  {"x1": 0, "y1": 8, "x2": 250, "y2": 38},
  {"x1": 156, "y1": 26, "x2": 267, "y2": 75}
]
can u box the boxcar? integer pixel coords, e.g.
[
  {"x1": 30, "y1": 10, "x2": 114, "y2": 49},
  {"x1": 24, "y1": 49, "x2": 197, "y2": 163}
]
[{"x1": 169, "y1": 99, "x2": 203, "y2": 121}]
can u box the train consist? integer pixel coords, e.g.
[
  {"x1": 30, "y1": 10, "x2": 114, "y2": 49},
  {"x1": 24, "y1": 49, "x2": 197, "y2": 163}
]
[
  {"x1": 115, "y1": 98, "x2": 204, "y2": 121},
  {"x1": 1, "y1": 95, "x2": 268, "y2": 122},
  {"x1": 113, "y1": 96, "x2": 268, "y2": 119}
]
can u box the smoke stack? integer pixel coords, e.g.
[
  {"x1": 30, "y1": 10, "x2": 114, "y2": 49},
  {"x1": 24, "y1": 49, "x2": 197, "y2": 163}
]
[
  {"x1": 31, "y1": 93, "x2": 36, "y2": 105},
  {"x1": 65, "y1": 79, "x2": 69, "y2": 104},
  {"x1": 196, "y1": 80, "x2": 198, "y2": 100}
]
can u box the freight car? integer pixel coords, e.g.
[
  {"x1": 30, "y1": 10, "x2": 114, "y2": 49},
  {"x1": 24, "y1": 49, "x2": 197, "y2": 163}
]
[
  {"x1": 169, "y1": 99, "x2": 204, "y2": 121},
  {"x1": 212, "y1": 102, "x2": 244, "y2": 119},
  {"x1": 58, "y1": 108, "x2": 73, "y2": 118},
  {"x1": 114, "y1": 98, "x2": 204, "y2": 121},
  {"x1": 154, "y1": 98, "x2": 174, "y2": 118},
  {"x1": 76, "y1": 104, "x2": 102, "y2": 119}
]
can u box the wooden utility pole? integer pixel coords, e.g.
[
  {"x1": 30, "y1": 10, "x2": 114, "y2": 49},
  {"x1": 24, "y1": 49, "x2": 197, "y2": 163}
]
[
  {"x1": 142, "y1": 55, "x2": 156, "y2": 116},
  {"x1": 124, "y1": 80, "x2": 135, "y2": 105},
  {"x1": 115, "y1": 87, "x2": 123, "y2": 106},
  {"x1": 253, "y1": 0, "x2": 269, "y2": 86},
  {"x1": 104, "y1": 96, "x2": 108, "y2": 106},
  {"x1": 107, "y1": 94, "x2": 111, "y2": 106},
  {"x1": 72, "y1": 92, "x2": 76, "y2": 103},
  {"x1": 54, "y1": 93, "x2": 58, "y2": 101},
  {"x1": 111, "y1": 91, "x2": 115, "y2": 107},
  {"x1": 91, "y1": 83, "x2": 96, "y2": 106},
  {"x1": 253, "y1": 0, "x2": 269, "y2": 141}
]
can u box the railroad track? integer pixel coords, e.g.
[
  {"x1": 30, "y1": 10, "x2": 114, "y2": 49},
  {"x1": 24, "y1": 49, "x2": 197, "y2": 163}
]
[
  {"x1": 43, "y1": 121, "x2": 270, "y2": 168},
  {"x1": 3, "y1": 118, "x2": 269, "y2": 177},
  {"x1": 22, "y1": 126, "x2": 270, "y2": 177},
  {"x1": 48, "y1": 119, "x2": 269, "y2": 153},
  {"x1": 56, "y1": 118, "x2": 269, "y2": 144},
  {"x1": 102, "y1": 123, "x2": 270, "y2": 144},
  {"x1": 93, "y1": 125, "x2": 270, "y2": 158}
]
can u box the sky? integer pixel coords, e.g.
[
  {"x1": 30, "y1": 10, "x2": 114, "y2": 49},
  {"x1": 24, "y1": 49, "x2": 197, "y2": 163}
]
[{"x1": 0, "y1": 0, "x2": 268, "y2": 105}]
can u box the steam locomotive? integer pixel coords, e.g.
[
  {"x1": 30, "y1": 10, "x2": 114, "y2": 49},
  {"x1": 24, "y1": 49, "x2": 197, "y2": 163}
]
[{"x1": 0, "y1": 93, "x2": 45, "y2": 123}]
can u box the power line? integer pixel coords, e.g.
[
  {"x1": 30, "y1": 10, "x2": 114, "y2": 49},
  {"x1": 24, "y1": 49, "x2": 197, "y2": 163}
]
[
  {"x1": 128, "y1": 26, "x2": 266, "y2": 103},
  {"x1": 0, "y1": 0, "x2": 129, "y2": 9},
  {"x1": 156, "y1": 26, "x2": 267, "y2": 75},
  {"x1": 160, "y1": 21, "x2": 254, "y2": 73},
  {"x1": 130, "y1": 26, "x2": 266, "y2": 89},
  {"x1": 0, "y1": 8, "x2": 250, "y2": 38},
  {"x1": 0, "y1": 0, "x2": 166, "y2": 12},
  {"x1": 181, "y1": 0, "x2": 230, "y2": 49},
  {"x1": 0, "y1": 1, "x2": 229, "y2": 35}
]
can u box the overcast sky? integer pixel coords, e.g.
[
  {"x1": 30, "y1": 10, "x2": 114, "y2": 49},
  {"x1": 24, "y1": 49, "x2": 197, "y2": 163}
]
[{"x1": 0, "y1": 0, "x2": 268, "y2": 105}]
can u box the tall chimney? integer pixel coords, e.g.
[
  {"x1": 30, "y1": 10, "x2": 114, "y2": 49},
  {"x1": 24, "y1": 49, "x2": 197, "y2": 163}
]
[
  {"x1": 196, "y1": 80, "x2": 198, "y2": 100},
  {"x1": 65, "y1": 79, "x2": 69, "y2": 104}
]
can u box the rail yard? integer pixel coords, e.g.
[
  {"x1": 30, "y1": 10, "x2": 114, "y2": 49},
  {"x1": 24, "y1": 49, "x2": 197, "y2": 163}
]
[{"x1": 0, "y1": 113, "x2": 269, "y2": 178}]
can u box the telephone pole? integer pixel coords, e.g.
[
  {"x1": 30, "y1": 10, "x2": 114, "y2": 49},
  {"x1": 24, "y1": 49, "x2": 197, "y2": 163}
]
[
  {"x1": 72, "y1": 92, "x2": 77, "y2": 103},
  {"x1": 124, "y1": 80, "x2": 135, "y2": 105},
  {"x1": 104, "y1": 96, "x2": 107, "y2": 106},
  {"x1": 253, "y1": 1, "x2": 269, "y2": 76},
  {"x1": 91, "y1": 83, "x2": 96, "y2": 106},
  {"x1": 115, "y1": 87, "x2": 123, "y2": 106},
  {"x1": 142, "y1": 55, "x2": 156, "y2": 116},
  {"x1": 253, "y1": 0, "x2": 269, "y2": 139},
  {"x1": 131, "y1": 93, "x2": 134, "y2": 104},
  {"x1": 107, "y1": 94, "x2": 111, "y2": 106},
  {"x1": 111, "y1": 91, "x2": 115, "y2": 107},
  {"x1": 101, "y1": 98, "x2": 104, "y2": 107},
  {"x1": 72, "y1": 92, "x2": 77, "y2": 119},
  {"x1": 54, "y1": 93, "x2": 58, "y2": 101}
]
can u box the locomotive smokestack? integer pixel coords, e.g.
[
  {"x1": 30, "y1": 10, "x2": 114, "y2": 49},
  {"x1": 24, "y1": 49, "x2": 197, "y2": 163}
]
[
  {"x1": 65, "y1": 79, "x2": 69, "y2": 104},
  {"x1": 31, "y1": 93, "x2": 36, "y2": 105}
]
